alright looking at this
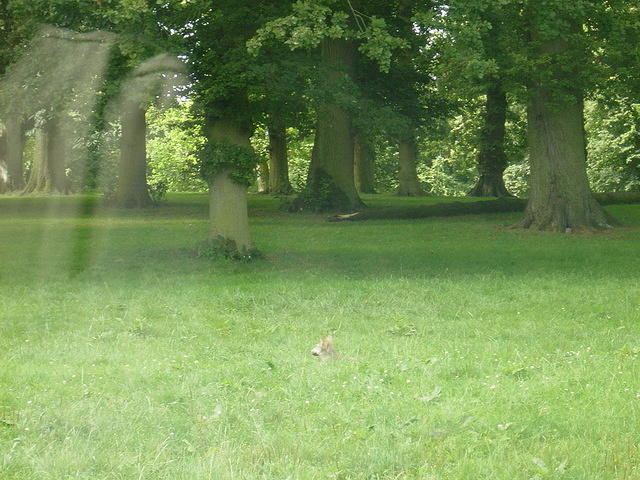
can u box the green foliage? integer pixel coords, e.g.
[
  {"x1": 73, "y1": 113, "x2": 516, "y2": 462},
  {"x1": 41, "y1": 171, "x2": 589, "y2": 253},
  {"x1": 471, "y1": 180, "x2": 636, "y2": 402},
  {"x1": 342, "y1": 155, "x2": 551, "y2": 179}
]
[
  {"x1": 286, "y1": 129, "x2": 313, "y2": 192},
  {"x1": 249, "y1": 0, "x2": 408, "y2": 72},
  {"x1": 198, "y1": 141, "x2": 259, "y2": 187},
  {"x1": 146, "y1": 102, "x2": 207, "y2": 193},
  {"x1": 586, "y1": 97, "x2": 640, "y2": 192}
]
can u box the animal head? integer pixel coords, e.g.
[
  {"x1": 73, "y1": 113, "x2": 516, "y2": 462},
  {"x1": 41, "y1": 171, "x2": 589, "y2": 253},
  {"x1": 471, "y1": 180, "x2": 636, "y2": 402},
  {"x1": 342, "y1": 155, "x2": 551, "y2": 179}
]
[{"x1": 310, "y1": 336, "x2": 336, "y2": 358}]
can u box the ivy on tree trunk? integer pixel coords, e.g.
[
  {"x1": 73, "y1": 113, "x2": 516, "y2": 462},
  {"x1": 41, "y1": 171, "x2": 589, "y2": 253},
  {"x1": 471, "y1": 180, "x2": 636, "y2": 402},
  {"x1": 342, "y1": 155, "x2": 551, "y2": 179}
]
[{"x1": 205, "y1": 119, "x2": 254, "y2": 253}]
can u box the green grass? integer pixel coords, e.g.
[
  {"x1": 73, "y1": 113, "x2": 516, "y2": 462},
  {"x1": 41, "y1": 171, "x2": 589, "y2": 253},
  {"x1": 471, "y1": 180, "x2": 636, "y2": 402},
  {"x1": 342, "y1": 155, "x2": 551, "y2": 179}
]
[{"x1": 1, "y1": 192, "x2": 640, "y2": 479}]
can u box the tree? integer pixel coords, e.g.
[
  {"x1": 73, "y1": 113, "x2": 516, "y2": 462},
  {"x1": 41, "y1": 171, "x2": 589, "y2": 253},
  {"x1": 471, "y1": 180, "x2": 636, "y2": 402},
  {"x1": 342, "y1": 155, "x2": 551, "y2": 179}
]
[
  {"x1": 174, "y1": 0, "x2": 272, "y2": 255},
  {"x1": 0, "y1": 26, "x2": 113, "y2": 194},
  {"x1": 467, "y1": 78, "x2": 511, "y2": 197},
  {"x1": 0, "y1": 118, "x2": 25, "y2": 191},
  {"x1": 353, "y1": 133, "x2": 376, "y2": 193},
  {"x1": 267, "y1": 125, "x2": 293, "y2": 194},
  {"x1": 251, "y1": 1, "x2": 407, "y2": 211},
  {"x1": 442, "y1": 0, "x2": 639, "y2": 231},
  {"x1": 23, "y1": 116, "x2": 69, "y2": 194},
  {"x1": 516, "y1": 2, "x2": 613, "y2": 231},
  {"x1": 431, "y1": 3, "x2": 512, "y2": 198},
  {"x1": 467, "y1": 12, "x2": 512, "y2": 198},
  {"x1": 111, "y1": 54, "x2": 184, "y2": 207}
]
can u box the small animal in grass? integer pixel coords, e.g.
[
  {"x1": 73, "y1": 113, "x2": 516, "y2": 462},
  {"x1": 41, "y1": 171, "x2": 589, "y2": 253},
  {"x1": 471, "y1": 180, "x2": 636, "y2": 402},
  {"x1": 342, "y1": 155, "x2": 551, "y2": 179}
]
[{"x1": 310, "y1": 336, "x2": 337, "y2": 359}]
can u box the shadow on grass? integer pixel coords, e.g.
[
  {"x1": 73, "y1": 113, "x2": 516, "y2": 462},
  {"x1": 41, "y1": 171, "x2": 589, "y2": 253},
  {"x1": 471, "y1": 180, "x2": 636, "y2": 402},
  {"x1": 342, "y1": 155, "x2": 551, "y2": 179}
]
[{"x1": 1, "y1": 194, "x2": 639, "y2": 284}]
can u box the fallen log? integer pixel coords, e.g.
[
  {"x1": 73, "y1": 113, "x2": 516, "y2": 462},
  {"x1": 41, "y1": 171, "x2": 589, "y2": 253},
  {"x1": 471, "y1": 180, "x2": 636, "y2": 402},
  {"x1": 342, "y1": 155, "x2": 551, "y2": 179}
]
[{"x1": 328, "y1": 192, "x2": 640, "y2": 222}]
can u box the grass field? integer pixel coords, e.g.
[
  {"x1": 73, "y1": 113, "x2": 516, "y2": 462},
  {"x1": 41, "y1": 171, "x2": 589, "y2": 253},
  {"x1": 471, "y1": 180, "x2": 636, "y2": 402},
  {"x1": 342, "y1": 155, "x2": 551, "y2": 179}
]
[{"x1": 1, "y1": 193, "x2": 640, "y2": 479}]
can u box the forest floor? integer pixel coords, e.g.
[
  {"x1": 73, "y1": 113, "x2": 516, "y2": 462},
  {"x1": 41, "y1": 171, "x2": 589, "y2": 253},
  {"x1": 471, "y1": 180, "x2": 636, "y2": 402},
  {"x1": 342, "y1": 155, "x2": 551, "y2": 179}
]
[{"x1": 1, "y1": 193, "x2": 640, "y2": 480}]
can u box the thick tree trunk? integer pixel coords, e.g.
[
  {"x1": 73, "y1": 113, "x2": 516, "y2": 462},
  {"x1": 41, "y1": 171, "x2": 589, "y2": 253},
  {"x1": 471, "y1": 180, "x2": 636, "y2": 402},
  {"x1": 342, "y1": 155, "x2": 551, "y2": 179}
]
[
  {"x1": 468, "y1": 81, "x2": 512, "y2": 197},
  {"x1": 205, "y1": 119, "x2": 254, "y2": 252},
  {"x1": 257, "y1": 160, "x2": 269, "y2": 194},
  {"x1": 294, "y1": 38, "x2": 364, "y2": 212},
  {"x1": 354, "y1": 134, "x2": 376, "y2": 194},
  {"x1": 23, "y1": 118, "x2": 68, "y2": 194},
  {"x1": 518, "y1": 90, "x2": 611, "y2": 232},
  {"x1": 518, "y1": 23, "x2": 612, "y2": 232},
  {"x1": 3, "y1": 119, "x2": 25, "y2": 191},
  {"x1": 268, "y1": 125, "x2": 293, "y2": 194},
  {"x1": 115, "y1": 103, "x2": 152, "y2": 208},
  {"x1": 397, "y1": 133, "x2": 424, "y2": 196}
]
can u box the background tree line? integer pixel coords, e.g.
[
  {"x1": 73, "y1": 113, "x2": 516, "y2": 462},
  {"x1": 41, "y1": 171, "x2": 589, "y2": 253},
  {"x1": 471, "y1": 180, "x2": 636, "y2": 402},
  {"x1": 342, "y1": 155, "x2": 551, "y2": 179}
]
[{"x1": 1, "y1": 0, "x2": 639, "y2": 255}]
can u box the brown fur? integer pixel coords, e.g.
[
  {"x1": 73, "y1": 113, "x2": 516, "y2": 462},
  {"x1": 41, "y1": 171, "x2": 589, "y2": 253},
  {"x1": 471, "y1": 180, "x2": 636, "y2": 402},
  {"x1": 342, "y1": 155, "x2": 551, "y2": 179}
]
[{"x1": 310, "y1": 336, "x2": 336, "y2": 358}]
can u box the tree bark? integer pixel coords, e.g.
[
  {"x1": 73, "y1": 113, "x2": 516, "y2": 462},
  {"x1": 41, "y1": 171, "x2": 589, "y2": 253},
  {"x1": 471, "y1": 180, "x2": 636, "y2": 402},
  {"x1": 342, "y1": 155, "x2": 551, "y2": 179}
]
[
  {"x1": 519, "y1": 90, "x2": 611, "y2": 232},
  {"x1": 205, "y1": 119, "x2": 254, "y2": 252},
  {"x1": 354, "y1": 134, "x2": 376, "y2": 194},
  {"x1": 257, "y1": 160, "x2": 269, "y2": 194},
  {"x1": 114, "y1": 103, "x2": 152, "y2": 208},
  {"x1": 268, "y1": 125, "x2": 293, "y2": 194},
  {"x1": 23, "y1": 118, "x2": 68, "y2": 194},
  {"x1": 468, "y1": 80, "x2": 512, "y2": 197},
  {"x1": 397, "y1": 132, "x2": 424, "y2": 196},
  {"x1": 517, "y1": 25, "x2": 611, "y2": 232},
  {"x1": 3, "y1": 118, "x2": 25, "y2": 191},
  {"x1": 294, "y1": 38, "x2": 364, "y2": 212}
]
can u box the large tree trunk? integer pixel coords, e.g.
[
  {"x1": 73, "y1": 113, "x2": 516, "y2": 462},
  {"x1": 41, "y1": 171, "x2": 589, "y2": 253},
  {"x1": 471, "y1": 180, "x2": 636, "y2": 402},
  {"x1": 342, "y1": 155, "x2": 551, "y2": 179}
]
[
  {"x1": 3, "y1": 118, "x2": 25, "y2": 191},
  {"x1": 518, "y1": 90, "x2": 611, "y2": 232},
  {"x1": 114, "y1": 103, "x2": 152, "y2": 208},
  {"x1": 518, "y1": 27, "x2": 611, "y2": 232},
  {"x1": 354, "y1": 134, "x2": 376, "y2": 194},
  {"x1": 205, "y1": 119, "x2": 254, "y2": 253},
  {"x1": 268, "y1": 125, "x2": 293, "y2": 194},
  {"x1": 397, "y1": 132, "x2": 424, "y2": 196},
  {"x1": 294, "y1": 38, "x2": 364, "y2": 212},
  {"x1": 23, "y1": 118, "x2": 68, "y2": 194},
  {"x1": 468, "y1": 80, "x2": 512, "y2": 197}
]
